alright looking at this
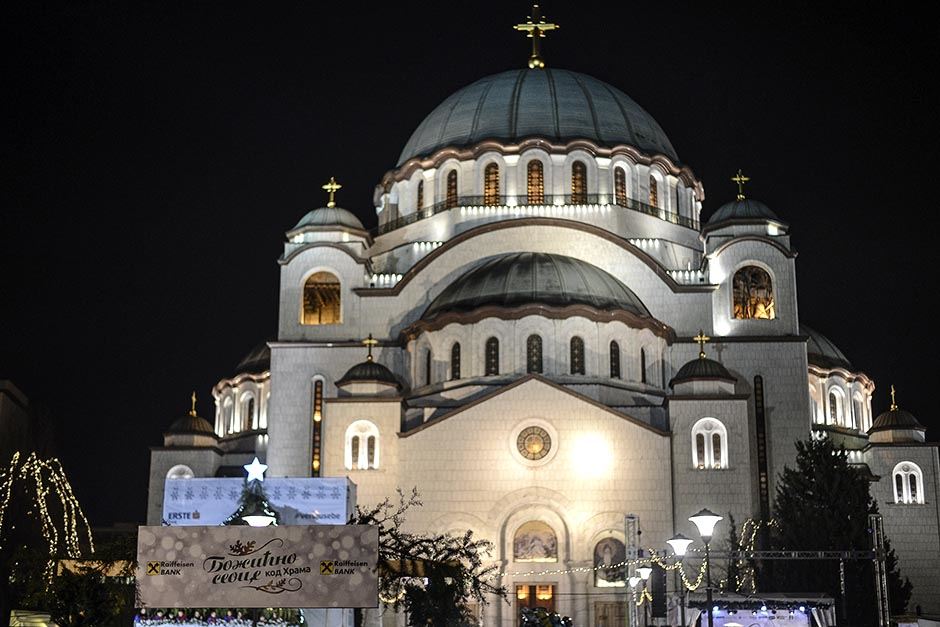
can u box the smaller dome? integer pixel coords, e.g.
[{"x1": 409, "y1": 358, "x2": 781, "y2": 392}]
[
  {"x1": 167, "y1": 412, "x2": 215, "y2": 436},
  {"x1": 706, "y1": 198, "x2": 782, "y2": 226},
  {"x1": 670, "y1": 357, "x2": 735, "y2": 388},
  {"x1": 802, "y1": 324, "x2": 853, "y2": 370},
  {"x1": 236, "y1": 342, "x2": 271, "y2": 374},
  {"x1": 293, "y1": 206, "x2": 365, "y2": 231},
  {"x1": 337, "y1": 360, "x2": 401, "y2": 388},
  {"x1": 869, "y1": 407, "x2": 925, "y2": 434}
]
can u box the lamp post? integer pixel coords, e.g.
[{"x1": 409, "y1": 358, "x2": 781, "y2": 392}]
[
  {"x1": 688, "y1": 509, "x2": 723, "y2": 627},
  {"x1": 667, "y1": 534, "x2": 693, "y2": 627}
]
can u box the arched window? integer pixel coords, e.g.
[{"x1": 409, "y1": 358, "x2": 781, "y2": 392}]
[
  {"x1": 732, "y1": 266, "x2": 775, "y2": 320},
  {"x1": 424, "y1": 348, "x2": 432, "y2": 386},
  {"x1": 513, "y1": 521, "x2": 557, "y2": 562},
  {"x1": 594, "y1": 538, "x2": 626, "y2": 587},
  {"x1": 527, "y1": 160, "x2": 545, "y2": 205},
  {"x1": 649, "y1": 175, "x2": 658, "y2": 207},
  {"x1": 691, "y1": 418, "x2": 728, "y2": 469},
  {"x1": 640, "y1": 349, "x2": 647, "y2": 384},
  {"x1": 485, "y1": 337, "x2": 500, "y2": 376},
  {"x1": 451, "y1": 343, "x2": 461, "y2": 380},
  {"x1": 241, "y1": 394, "x2": 255, "y2": 430},
  {"x1": 828, "y1": 388, "x2": 844, "y2": 426},
  {"x1": 609, "y1": 341, "x2": 621, "y2": 379},
  {"x1": 614, "y1": 167, "x2": 627, "y2": 206},
  {"x1": 852, "y1": 395, "x2": 864, "y2": 430},
  {"x1": 526, "y1": 335, "x2": 543, "y2": 374},
  {"x1": 223, "y1": 397, "x2": 235, "y2": 434},
  {"x1": 809, "y1": 385, "x2": 823, "y2": 423},
  {"x1": 570, "y1": 337, "x2": 585, "y2": 375},
  {"x1": 484, "y1": 163, "x2": 500, "y2": 206},
  {"x1": 445, "y1": 170, "x2": 458, "y2": 208},
  {"x1": 302, "y1": 271, "x2": 341, "y2": 325},
  {"x1": 571, "y1": 161, "x2": 587, "y2": 204},
  {"x1": 345, "y1": 421, "x2": 380, "y2": 470},
  {"x1": 416, "y1": 180, "x2": 424, "y2": 210},
  {"x1": 893, "y1": 462, "x2": 925, "y2": 504}
]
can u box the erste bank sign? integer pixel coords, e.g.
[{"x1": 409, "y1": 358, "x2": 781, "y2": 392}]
[{"x1": 137, "y1": 525, "x2": 378, "y2": 608}]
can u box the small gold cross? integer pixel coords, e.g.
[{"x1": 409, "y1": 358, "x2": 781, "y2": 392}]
[
  {"x1": 731, "y1": 169, "x2": 750, "y2": 201},
  {"x1": 890, "y1": 384, "x2": 897, "y2": 411},
  {"x1": 190, "y1": 391, "x2": 197, "y2": 416},
  {"x1": 693, "y1": 329, "x2": 711, "y2": 359},
  {"x1": 513, "y1": 4, "x2": 559, "y2": 69},
  {"x1": 363, "y1": 333, "x2": 378, "y2": 362},
  {"x1": 322, "y1": 176, "x2": 342, "y2": 208}
]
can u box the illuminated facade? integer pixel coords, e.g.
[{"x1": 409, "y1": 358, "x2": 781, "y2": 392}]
[{"x1": 147, "y1": 49, "x2": 940, "y2": 625}]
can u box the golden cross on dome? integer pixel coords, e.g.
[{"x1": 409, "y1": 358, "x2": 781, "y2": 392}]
[
  {"x1": 693, "y1": 329, "x2": 711, "y2": 359},
  {"x1": 731, "y1": 169, "x2": 750, "y2": 201},
  {"x1": 322, "y1": 176, "x2": 342, "y2": 208},
  {"x1": 363, "y1": 333, "x2": 378, "y2": 362},
  {"x1": 513, "y1": 4, "x2": 559, "y2": 69},
  {"x1": 890, "y1": 384, "x2": 898, "y2": 411},
  {"x1": 190, "y1": 391, "x2": 197, "y2": 416}
]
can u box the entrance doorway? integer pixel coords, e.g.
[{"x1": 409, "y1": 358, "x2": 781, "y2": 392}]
[
  {"x1": 516, "y1": 584, "x2": 555, "y2": 624},
  {"x1": 594, "y1": 602, "x2": 626, "y2": 627}
]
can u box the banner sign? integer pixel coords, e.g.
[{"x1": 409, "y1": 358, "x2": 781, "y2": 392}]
[
  {"x1": 137, "y1": 524, "x2": 378, "y2": 608},
  {"x1": 162, "y1": 477, "x2": 354, "y2": 526}
]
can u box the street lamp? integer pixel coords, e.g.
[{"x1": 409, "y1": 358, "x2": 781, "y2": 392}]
[
  {"x1": 667, "y1": 534, "x2": 693, "y2": 627},
  {"x1": 689, "y1": 509, "x2": 723, "y2": 627}
]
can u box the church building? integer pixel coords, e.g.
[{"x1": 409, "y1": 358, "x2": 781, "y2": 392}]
[{"x1": 147, "y1": 9, "x2": 940, "y2": 625}]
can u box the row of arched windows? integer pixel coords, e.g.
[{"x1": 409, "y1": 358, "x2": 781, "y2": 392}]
[
  {"x1": 810, "y1": 384, "x2": 869, "y2": 430},
  {"x1": 894, "y1": 462, "x2": 924, "y2": 504},
  {"x1": 219, "y1": 392, "x2": 263, "y2": 435},
  {"x1": 419, "y1": 162, "x2": 666, "y2": 210},
  {"x1": 423, "y1": 338, "x2": 652, "y2": 383},
  {"x1": 692, "y1": 417, "x2": 728, "y2": 470},
  {"x1": 344, "y1": 420, "x2": 379, "y2": 470}
]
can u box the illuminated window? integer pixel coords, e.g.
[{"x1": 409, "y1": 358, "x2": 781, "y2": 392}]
[
  {"x1": 301, "y1": 271, "x2": 341, "y2": 325},
  {"x1": 732, "y1": 266, "x2": 775, "y2": 320},
  {"x1": 484, "y1": 163, "x2": 500, "y2": 206},
  {"x1": 485, "y1": 337, "x2": 499, "y2": 376},
  {"x1": 649, "y1": 175, "x2": 658, "y2": 207},
  {"x1": 828, "y1": 388, "x2": 845, "y2": 426},
  {"x1": 809, "y1": 385, "x2": 823, "y2": 423},
  {"x1": 614, "y1": 167, "x2": 627, "y2": 206},
  {"x1": 852, "y1": 394, "x2": 864, "y2": 430},
  {"x1": 570, "y1": 337, "x2": 585, "y2": 375},
  {"x1": 571, "y1": 161, "x2": 587, "y2": 204},
  {"x1": 416, "y1": 180, "x2": 424, "y2": 210},
  {"x1": 527, "y1": 160, "x2": 544, "y2": 205},
  {"x1": 345, "y1": 421, "x2": 379, "y2": 470},
  {"x1": 166, "y1": 464, "x2": 194, "y2": 479},
  {"x1": 223, "y1": 397, "x2": 235, "y2": 434},
  {"x1": 893, "y1": 462, "x2": 924, "y2": 504},
  {"x1": 446, "y1": 170, "x2": 458, "y2": 208},
  {"x1": 451, "y1": 343, "x2": 461, "y2": 380},
  {"x1": 691, "y1": 417, "x2": 728, "y2": 469},
  {"x1": 526, "y1": 334, "x2": 543, "y2": 374},
  {"x1": 240, "y1": 394, "x2": 255, "y2": 430},
  {"x1": 609, "y1": 341, "x2": 621, "y2": 379}
]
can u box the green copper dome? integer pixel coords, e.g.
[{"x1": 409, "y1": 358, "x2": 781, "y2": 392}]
[
  {"x1": 397, "y1": 69, "x2": 678, "y2": 166},
  {"x1": 423, "y1": 252, "x2": 651, "y2": 320}
]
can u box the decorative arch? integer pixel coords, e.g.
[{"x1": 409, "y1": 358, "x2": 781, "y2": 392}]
[
  {"x1": 571, "y1": 160, "x2": 588, "y2": 204},
  {"x1": 852, "y1": 393, "x2": 865, "y2": 431},
  {"x1": 223, "y1": 396, "x2": 235, "y2": 434},
  {"x1": 648, "y1": 173, "x2": 659, "y2": 207},
  {"x1": 513, "y1": 520, "x2": 558, "y2": 562},
  {"x1": 691, "y1": 417, "x2": 728, "y2": 469},
  {"x1": 732, "y1": 265, "x2": 775, "y2": 320},
  {"x1": 301, "y1": 271, "x2": 341, "y2": 325},
  {"x1": 483, "y1": 162, "x2": 500, "y2": 206},
  {"x1": 445, "y1": 169, "x2": 458, "y2": 208},
  {"x1": 593, "y1": 537, "x2": 626, "y2": 587},
  {"x1": 527, "y1": 160, "x2": 545, "y2": 205},
  {"x1": 344, "y1": 420, "x2": 379, "y2": 470},
  {"x1": 614, "y1": 166, "x2": 628, "y2": 206},
  {"x1": 893, "y1": 462, "x2": 924, "y2": 504}
]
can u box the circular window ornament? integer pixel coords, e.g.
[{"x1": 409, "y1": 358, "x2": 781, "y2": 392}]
[{"x1": 510, "y1": 420, "x2": 559, "y2": 467}]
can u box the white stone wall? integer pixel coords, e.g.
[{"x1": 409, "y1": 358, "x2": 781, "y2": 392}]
[
  {"x1": 146, "y1": 448, "x2": 221, "y2": 525},
  {"x1": 866, "y1": 445, "x2": 940, "y2": 613}
]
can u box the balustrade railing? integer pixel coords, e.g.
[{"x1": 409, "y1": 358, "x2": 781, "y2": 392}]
[{"x1": 374, "y1": 193, "x2": 698, "y2": 235}]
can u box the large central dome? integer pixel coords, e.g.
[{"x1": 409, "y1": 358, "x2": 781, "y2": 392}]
[{"x1": 397, "y1": 69, "x2": 678, "y2": 166}]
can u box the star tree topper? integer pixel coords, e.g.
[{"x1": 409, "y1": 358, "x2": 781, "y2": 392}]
[{"x1": 244, "y1": 457, "x2": 268, "y2": 482}]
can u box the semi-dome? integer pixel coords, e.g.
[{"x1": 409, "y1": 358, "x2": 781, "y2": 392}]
[
  {"x1": 801, "y1": 324, "x2": 853, "y2": 370},
  {"x1": 337, "y1": 360, "x2": 401, "y2": 388},
  {"x1": 423, "y1": 253, "x2": 651, "y2": 320},
  {"x1": 706, "y1": 198, "x2": 782, "y2": 226},
  {"x1": 669, "y1": 357, "x2": 736, "y2": 388},
  {"x1": 293, "y1": 206, "x2": 365, "y2": 231},
  {"x1": 397, "y1": 68, "x2": 678, "y2": 166}
]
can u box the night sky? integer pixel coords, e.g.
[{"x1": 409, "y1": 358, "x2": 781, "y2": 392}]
[{"x1": 3, "y1": 2, "x2": 937, "y2": 527}]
